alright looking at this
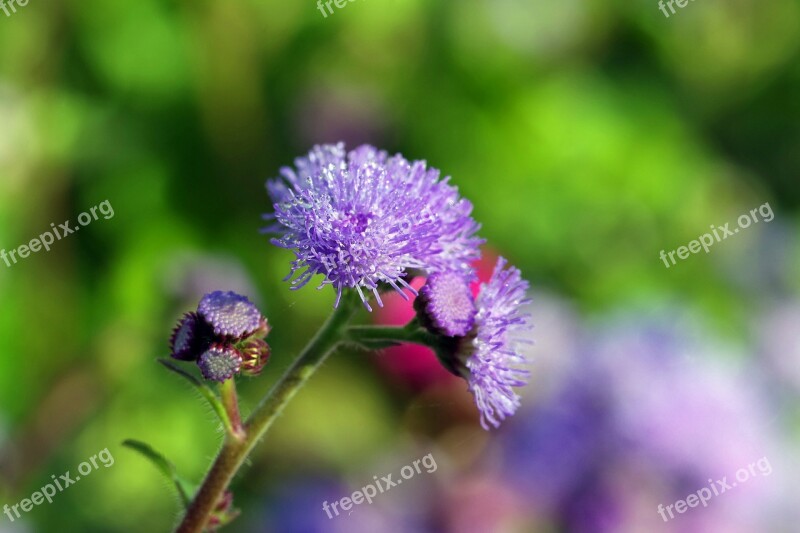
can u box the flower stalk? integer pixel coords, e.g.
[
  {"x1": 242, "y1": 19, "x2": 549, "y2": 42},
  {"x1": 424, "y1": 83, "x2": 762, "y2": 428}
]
[
  {"x1": 219, "y1": 380, "x2": 245, "y2": 441},
  {"x1": 347, "y1": 322, "x2": 450, "y2": 356}
]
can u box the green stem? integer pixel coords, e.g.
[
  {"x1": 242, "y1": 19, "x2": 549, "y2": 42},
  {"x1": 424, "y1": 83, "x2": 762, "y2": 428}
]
[
  {"x1": 219, "y1": 380, "x2": 245, "y2": 441},
  {"x1": 175, "y1": 292, "x2": 361, "y2": 533},
  {"x1": 347, "y1": 323, "x2": 464, "y2": 377},
  {"x1": 347, "y1": 322, "x2": 439, "y2": 347}
]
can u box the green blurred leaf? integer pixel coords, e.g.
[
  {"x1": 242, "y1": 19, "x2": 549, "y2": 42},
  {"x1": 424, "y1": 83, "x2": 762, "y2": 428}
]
[
  {"x1": 157, "y1": 359, "x2": 233, "y2": 435},
  {"x1": 122, "y1": 439, "x2": 194, "y2": 508}
]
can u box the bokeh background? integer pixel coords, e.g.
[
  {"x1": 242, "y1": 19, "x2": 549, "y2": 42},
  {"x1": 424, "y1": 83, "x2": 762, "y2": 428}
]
[{"x1": 1, "y1": 0, "x2": 799, "y2": 531}]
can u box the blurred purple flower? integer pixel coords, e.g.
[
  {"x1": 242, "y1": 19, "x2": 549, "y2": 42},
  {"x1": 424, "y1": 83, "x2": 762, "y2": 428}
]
[
  {"x1": 757, "y1": 300, "x2": 800, "y2": 392},
  {"x1": 292, "y1": 86, "x2": 390, "y2": 149},
  {"x1": 162, "y1": 253, "x2": 261, "y2": 309},
  {"x1": 253, "y1": 478, "x2": 423, "y2": 533},
  {"x1": 498, "y1": 312, "x2": 791, "y2": 532},
  {"x1": 501, "y1": 374, "x2": 615, "y2": 509}
]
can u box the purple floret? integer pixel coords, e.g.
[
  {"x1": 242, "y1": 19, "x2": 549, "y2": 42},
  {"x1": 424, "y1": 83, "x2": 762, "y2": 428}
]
[
  {"x1": 197, "y1": 291, "x2": 263, "y2": 339},
  {"x1": 264, "y1": 143, "x2": 482, "y2": 310},
  {"x1": 465, "y1": 257, "x2": 532, "y2": 429},
  {"x1": 198, "y1": 344, "x2": 243, "y2": 382},
  {"x1": 415, "y1": 271, "x2": 477, "y2": 337}
]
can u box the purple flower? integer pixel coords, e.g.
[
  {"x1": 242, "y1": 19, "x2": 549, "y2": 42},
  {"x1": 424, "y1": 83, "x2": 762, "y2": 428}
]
[
  {"x1": 466, "y1": 258, "x2": 531, "y2": 429},
  {"x1": 198, "y1": 291, "x2": 264, "y2": 339},
  {"x1": 433, "y1": 258, "x2": 531, "y2": 429},
  {"x1": 198, "y1": 344, "x2": 243, "y2": 382},
  {"x1": 414, "y1": 271, "x2": 477, "y2": 337},
  {"x1": 264, "y1": 143, "x2": 482, "y2": 310}
]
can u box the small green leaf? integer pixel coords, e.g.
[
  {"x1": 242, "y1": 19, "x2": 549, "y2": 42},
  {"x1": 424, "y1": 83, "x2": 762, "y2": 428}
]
[
  {"x1": 158, "y1": 358, "x2": 234, "y2": 434},
  {"x1": 122, "y1": 439, "x2": 194, "y2": 508}
]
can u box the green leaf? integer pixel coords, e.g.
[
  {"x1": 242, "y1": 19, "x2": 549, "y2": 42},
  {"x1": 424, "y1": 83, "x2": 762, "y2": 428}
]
[
  {"x1": 157, "y1": 358, "x2": 233, "y2": 434},
  {"x1": 122, "y1": 439, "x2": 194, "y2": 508}
]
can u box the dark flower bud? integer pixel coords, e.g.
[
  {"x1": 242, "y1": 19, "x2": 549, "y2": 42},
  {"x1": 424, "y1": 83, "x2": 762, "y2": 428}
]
[{"x1": 170, "y1": 312, "x2": 214, "y2": 361}]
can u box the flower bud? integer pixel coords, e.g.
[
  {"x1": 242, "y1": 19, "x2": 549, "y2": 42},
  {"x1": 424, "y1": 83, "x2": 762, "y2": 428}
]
[
  {"x1": 170, "y1": 312, "x2": 213, "y2": 361},
  {"x1": 197, "y1": 291, "x2": 264, "y2": 340},
  {"x1": 239, "y1": 338, "x2": 271, "y2": 377},
  {"x1": 197, "y1": 344, "x2": 243, "y2": 382}
]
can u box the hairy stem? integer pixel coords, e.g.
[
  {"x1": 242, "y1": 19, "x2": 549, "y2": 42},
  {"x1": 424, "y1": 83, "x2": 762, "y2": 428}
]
[
  {"x1": 347, "y1": 322, "x2": 463, "y2": 375},
  {"x1": 347, "y1": 322, "x2": 439, "y2": 347},
  {"x1": 219, "y1": 380, "x2": 245, "y2": 441},
  {"x1": 175, "y1": 292, "x2": 361, "y2": 533}
]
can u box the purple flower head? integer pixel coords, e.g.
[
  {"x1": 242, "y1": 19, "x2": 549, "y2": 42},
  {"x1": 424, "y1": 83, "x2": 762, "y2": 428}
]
[
  {"x1": 441, "y1": 257, "x2": 531, "y2": 429},
  {"x1": 198, "y1": 291, "x2": 264, "y2": 339},
  {"x1": 264, "y1": 143, "x2": 482, "y2": 310},
  {"x1": 198, "y1": 344, "x2": 243, "y2": 382},
  {"x1": 170, "y1": 312, "x2": 213, "y2": 361},
  {"x1": 414, "y1": 271, "x2": 477, "y2": 337}
]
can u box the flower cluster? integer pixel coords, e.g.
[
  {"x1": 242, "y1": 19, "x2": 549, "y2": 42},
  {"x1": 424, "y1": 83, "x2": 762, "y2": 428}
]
[
  {"x1": 266, "y1": 143, "x2": 532, "y2": 428},
  {"x1": 170, "y1": 291, "x2": 270, "y2": 382}
]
